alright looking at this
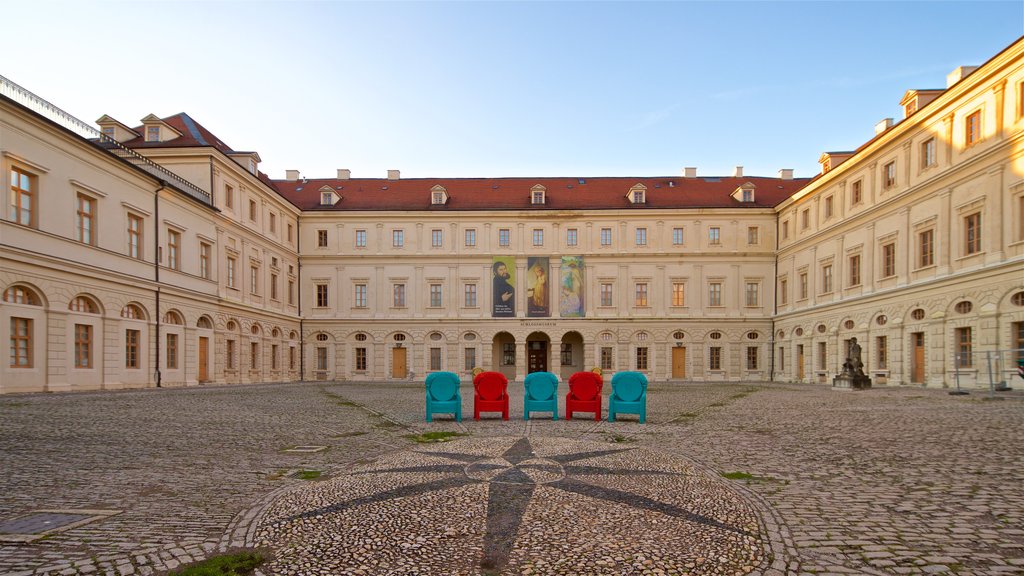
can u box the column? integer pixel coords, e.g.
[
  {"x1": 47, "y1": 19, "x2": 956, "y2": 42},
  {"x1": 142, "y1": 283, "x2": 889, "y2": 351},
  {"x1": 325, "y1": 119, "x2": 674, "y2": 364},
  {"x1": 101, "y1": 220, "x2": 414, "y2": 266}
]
[{"x1": 515, "y1": 340, "x2": 528, "y2": 383}]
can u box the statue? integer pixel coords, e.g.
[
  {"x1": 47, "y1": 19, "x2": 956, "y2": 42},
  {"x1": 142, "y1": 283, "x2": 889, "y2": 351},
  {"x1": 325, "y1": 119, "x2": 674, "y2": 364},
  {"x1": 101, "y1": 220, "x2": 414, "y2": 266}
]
[
  {"x1": 849, "y1": 337, "x2": 865, "y2": 376},
  {"x1": 834, "y1": 336, "x2": 872, "y2": 391}
]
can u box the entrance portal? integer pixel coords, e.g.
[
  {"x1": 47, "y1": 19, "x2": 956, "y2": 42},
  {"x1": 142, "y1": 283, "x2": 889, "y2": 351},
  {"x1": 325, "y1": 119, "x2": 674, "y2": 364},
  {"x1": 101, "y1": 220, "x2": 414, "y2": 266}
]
[
  {"x1": 671, "y1": 346, "x2": 686, "y2": 379},
  {"x1": 528, "y1": 341, "x2": 548, "y2": 373},
  {"x1": 392, "y1": 347, "x2": 407, "y2": 379}
]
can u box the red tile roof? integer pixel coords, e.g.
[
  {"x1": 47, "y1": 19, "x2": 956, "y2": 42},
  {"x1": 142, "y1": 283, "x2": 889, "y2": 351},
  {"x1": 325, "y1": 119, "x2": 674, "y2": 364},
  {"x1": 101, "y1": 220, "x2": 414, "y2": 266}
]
[
  {"x1": 273, "y1": 176, "x2": 811, "y2": 211},
  {"x1": 121, "y1": 112, "x2": 235, "y2": 154}
]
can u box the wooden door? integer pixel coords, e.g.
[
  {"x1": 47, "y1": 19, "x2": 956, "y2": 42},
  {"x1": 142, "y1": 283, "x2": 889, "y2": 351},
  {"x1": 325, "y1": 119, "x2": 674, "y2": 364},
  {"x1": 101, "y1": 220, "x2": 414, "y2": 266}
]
[
  {"x1": 528, "y1": 341, "x2": 548, "y2": 373},
  {"x1": 198, "y1": 337, "x2": 209, "y2": 382},
  {"x1": 671, "y1": 346, "x2": 686, "y2": 379},
  {"x1": 392, "y1": 347, "x2": 407, "y2": 379},
  {"x1": 797, "y1": 345, "x2": 805, "y2": 380},
  {"x1": 911, "y1": 333, "x2": 925, "y2": 383}
]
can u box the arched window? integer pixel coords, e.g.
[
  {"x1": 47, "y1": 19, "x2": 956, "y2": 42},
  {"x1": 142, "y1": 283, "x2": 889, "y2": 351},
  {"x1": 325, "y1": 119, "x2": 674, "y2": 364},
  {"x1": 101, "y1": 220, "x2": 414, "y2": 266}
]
[
  {"x1": 708, "y1": 331, "x2": 722, "y2": 340},
  {"x1": 3, "y1": 286, "x2": 41, "y2": 305},
  {"x1": 197, "y1": 316, "x2": 213, "y2": 329},
  {"x1": 121, "y1": 304, "x2": 145, "y2": 319},
  {"x1": 954, "y1": 301, "x2": 973, "y2": 315},
  {"x1": 163, "y1": 310, "x2": 184, "y2": 325},
  {"x1": 271, "y1": 328, "x2": 281, "y2": 338},
  {"x1": 69, "y1": 296, "x2": 98, "y2": 314},
  {"x1": 911, "y1": 308, "x2": 925, "y2": 320}
]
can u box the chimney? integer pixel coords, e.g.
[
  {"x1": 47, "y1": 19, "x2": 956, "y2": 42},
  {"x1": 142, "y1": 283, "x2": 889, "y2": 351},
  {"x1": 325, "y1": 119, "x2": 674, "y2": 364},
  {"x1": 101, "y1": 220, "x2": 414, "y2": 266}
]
[
  {"x1": 778, "y1": 169, "x2": 794, "y2": 180},
  {"x1": 683, "y1": 167, "x2": 697, "y2": 178},
  {"x1": 732, "y1": 166, "x2": 743, "y2": 178},
  {"x1": 387, "y1": 169, "x2": 400, "y2": 180},
  {"x1": 285, "y1": 169, "x2": 300, "y2": 181},
  {"x1": 946, "y1": 65, "x2": 979, "y2": 88},
  {"x1": 337, "y1": 169, "x2": 351, "y2": 180},
  {"x1": 874, "y1": 118, "x2": 894, "y2": 135}
]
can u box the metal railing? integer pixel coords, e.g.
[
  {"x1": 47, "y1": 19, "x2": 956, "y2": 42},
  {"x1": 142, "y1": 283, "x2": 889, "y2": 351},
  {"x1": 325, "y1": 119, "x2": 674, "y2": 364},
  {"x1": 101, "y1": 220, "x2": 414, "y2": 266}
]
[
  {"x1": 952, "y1": 348, "x2": 1023, "y2": 398},
  {"x1": 0, "y1": 74, "x2": 211, "y2": 205}
]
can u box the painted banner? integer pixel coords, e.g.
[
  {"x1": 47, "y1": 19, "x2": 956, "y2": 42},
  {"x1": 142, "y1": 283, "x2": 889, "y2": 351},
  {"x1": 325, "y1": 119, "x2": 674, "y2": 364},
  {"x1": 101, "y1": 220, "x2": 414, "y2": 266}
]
[
  {"x1": 560, "y1": 256, "x2": 585, "y2": 317},
  {"x1": 491, "y1": 256, "x2": 516, "y2": 317},
  {"x1": 526, "y1": 257, "x2": 550, "y2": 317}
]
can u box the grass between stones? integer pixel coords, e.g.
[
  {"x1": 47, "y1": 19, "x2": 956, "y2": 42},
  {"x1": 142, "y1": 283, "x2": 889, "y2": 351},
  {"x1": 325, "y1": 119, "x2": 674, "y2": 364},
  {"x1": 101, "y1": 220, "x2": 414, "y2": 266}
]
[
  {"x1": 167, "y1": 550, "x2": 266, "y2": 576},
  {"x1": 720, "y1": 471, "x2": 779, "y2": 483},
  {"x1": 294, "y1": 470, "x2": 322, "y2": 480},
  {"x1": 406, "y1": 431, "x2": 468, "y2": 443}
]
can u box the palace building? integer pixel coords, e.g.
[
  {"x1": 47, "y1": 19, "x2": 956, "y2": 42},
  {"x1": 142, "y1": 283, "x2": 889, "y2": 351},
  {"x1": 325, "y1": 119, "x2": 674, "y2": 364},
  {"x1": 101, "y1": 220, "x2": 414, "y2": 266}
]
[{"x1": 2, "y1": 38, "x2": 1023, "y2": 393}]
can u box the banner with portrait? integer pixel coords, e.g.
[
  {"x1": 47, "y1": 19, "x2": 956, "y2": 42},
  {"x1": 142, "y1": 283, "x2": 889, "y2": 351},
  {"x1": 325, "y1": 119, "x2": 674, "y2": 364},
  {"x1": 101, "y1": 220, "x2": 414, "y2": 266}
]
[
  {"x1": 560, "y1": 256, "x2": 585, "y2": 317},
  {"x1": 491, "y1": 256, "x2": 516, "y2": 317},
  {"x1": 526, "y1": 257, "x2": 550, "y2": 317}
]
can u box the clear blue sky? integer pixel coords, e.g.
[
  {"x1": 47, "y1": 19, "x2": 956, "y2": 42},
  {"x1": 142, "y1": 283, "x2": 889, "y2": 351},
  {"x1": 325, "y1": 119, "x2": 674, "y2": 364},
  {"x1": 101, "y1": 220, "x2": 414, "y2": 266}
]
[{"x1": 3, "y1": 1, "x2": 1021, "y2": 180}]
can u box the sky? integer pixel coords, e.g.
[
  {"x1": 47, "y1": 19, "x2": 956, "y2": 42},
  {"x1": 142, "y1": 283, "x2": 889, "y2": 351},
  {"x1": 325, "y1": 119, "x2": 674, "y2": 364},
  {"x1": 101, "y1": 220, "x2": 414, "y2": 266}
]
[{"x1": 2, "y1": 1, "x2": 1022, "y2": 181}]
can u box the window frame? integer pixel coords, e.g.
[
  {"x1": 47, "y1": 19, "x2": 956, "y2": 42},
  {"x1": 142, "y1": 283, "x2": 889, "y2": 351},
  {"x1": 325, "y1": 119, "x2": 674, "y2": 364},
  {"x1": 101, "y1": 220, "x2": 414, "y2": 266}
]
[
  {"x1": 464, "y1": 283, "x2": 477, "y2": 307},
  {"x1": 167, "y1": 229, "x2": 180, "y2": 271},
  {"x1": 393, "y1": 283, "x2": 406, "y2": 308},
  {"x1": 498, "y1": 228, "x2": 510, "y2": 247},
  {"x1": 964, "y1": 212, "x2": 982, "y2": 255},
  {"x1": 882, "y1": 242, "x2": 896, "y2": 277},
  {"x1": 76, "y1": 193, "x2": 96, "y2": 245},
  {"x1": 600, "y1": 227, "x2": 612, "y2": 246},
  {"x1": 635, "y1": 227, "x2": 647, "y2": 246},
  {"x1": 965, "y1": 109, "x2": 982, "y2": 147},
  {"x1": 566, "y1": 228, "x2": 578, "y2": 247},
  {"x1": 465, "y1": 228, "x2": 477, "y2": 247},
  {"x1": 9, "y1": 317, "x2": 32, "y2": 368},
  {"x1": 918, "y1": 229, "x2": 935, "y2": 268},
  {"x1": 354, "y1": 283, "x2": 368, "y2": 308},
  {"x1": 634, "y1": 282, "x2": 649, "y2": 307},
  {"x1": 355, "y1": 229, "x2": 367, "y2": 248},
  {"x1": 429, "y1": 283, "x2": 443, "y2": 308},
  {"x1": 708, "y1": 282, "x2": 723, "y2": 307},
  {"x1": 128, "y1": 214, "x2": 143, "y2": 260}
]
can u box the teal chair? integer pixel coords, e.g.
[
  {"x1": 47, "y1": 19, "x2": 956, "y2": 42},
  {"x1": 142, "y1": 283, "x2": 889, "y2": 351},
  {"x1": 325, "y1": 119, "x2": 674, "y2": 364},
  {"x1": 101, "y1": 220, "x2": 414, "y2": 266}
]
[
  {"x1": 425, "y1": 371, "x2": 462, "y2": 422},
  {"x1": 608, "y1": 371, "x2": 647, "y2": 423},
  {"x1": 523, "y1": 372, "x2": 559, "y2": 420}
]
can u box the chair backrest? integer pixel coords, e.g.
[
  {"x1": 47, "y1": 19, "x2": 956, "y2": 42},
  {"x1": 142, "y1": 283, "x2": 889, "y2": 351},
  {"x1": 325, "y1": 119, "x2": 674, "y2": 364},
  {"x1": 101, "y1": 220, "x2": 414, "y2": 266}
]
[
  {"x1": 473, "y1": 371, "x2": 508, "y2": 401},
  {"x1": 611, "y1": 371, "x2": 648, "y2": 402},
  {"x1": 568, "y1": 371, "x2": 603, "y2": 401},
  {"x1": 426, "y1": 371, "x2": 461, "y2": 402},
  {"x1": 524, "y1": 371, "x2": 558, "y2": 401}
]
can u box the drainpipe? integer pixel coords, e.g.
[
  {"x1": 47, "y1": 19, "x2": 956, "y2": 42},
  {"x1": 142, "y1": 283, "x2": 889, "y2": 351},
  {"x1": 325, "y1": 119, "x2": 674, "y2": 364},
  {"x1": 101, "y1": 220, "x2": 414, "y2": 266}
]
[
  {"x1": 297, "y1": 217, "x2": 304, "y2": 382},
  {"x1": 154, "y1": 183, "x2": 165, "y2": 388},
  {"x1": 769, "y1": 213, "x2": 779, "y2": 383}
]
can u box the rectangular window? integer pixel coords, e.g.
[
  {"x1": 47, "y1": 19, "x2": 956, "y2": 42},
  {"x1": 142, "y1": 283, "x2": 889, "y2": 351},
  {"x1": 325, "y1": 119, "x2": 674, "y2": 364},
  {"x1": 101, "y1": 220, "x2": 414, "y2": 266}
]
[
  {"x1": 600, "y1": 283, "x2": 613, "y2": 306},
  {"x1": 851, "y1": 180, "x2": 862, "y2": 205},
  {"x1": 746, "y1": 346, "x2": 758, "y2": 370},
  {"x1": 287, "y1": 223, "x2": 293, "y2": 243},
  {"x1": 249, "y1": 199, "x2": 257, "y2": 221},
  {"x1": 709, "y1": 227, "x2": 720, "y2": 245},
  {"x1": 818, "y1": 342, "x2": 827, "y2": 371},
  {"x1": 671, "y1": 282, "x2": 685, "y2": 307},
  {"x1": 601, "y1": 347, "x2": 614, "y2": 370},
  {"x1": 432, "y1": 229, "x2": 443, "y2": 248},
  {"x1": 269, "y1": 213, "x2": 276, "y2": 234},
  {"x1": 884, "y1": 161, "x2": 897, "y2": 189},
  {"x1": 709, "y1": 347, "x2": 722, "y2": 371},
  {"x1": 289, "y1": 347, "x2": 296, "y2": 370},
  {"x1": 270, "y1": 273, "x2": 278, "y2": 300},
  {"x1": 747, "y1": 226, "x2": 759, "y2": 245},
  {"x1": 167, "y1": 230, "x2": 180, "y2": 270},
  {"x1": 465, "y1": 229, "x2": 477, "y2": 247},
  {"x1": 672, "y1": 227, "x2": 684, "y2": 245},
  {"x1": 635, "y1": 227, "x2": 647, "y2": 246},
  {"x1": 600, "y1": 227, "x2": 612, "y2": 246},
  {"x1": 128, "y1": 214, "x2": 142, "y2": 259},
  {"x1": 10, "y1": 317, "x2": 31, "y2": 368},
  {"x1": 316, "y1": 347, "x2": 327, "y2": 371},
  {"x1": 744, "y1": 282, "x2": 759, "y2": 307},
  {"x1": 560, "y1": 343, "x2": 573, "y2": 366},
  {"x1": 464, "y1": 283, "x2": 477, "y2": 307},
  {"x1": 919, "y1": 229, "x2": 934, "y2": 268},
  {"x1": 355, "y1": 229, "x2": 367, "y2": 247},
  {"x1": 355, "y1": 284, "x2": 368, "y2": 308},
  {"x1": 956, "y1": 327, "x2": 972, "y2": 368},
  {"x1": 429, "y1": 284, "x2": 442, "y2": 307},
  {"x1": 781, "y1": 220, "x2": 790, "y2": 240},
  {"x1": 393, "y1": 284, "x2": 406, "y2": 307},
  {"x1": 250, "y1": 266, "x2": 259, "y2": 295},
  {"x1": 966, "y1": 110, "x2": 981, "y2": 146},
  {"x1": 315, "y1": 282, "x2": 327, "y2": 307},
  {"x1": 921, "y1": 138, "x2": 936, "y2": 168},
  {"x1": 166, "y1": 333, "x2": 178, "y2": 370},
  {"x1": 355, "y1": 347, "x2": 367, "y2": 371},
  {"x1": 801, "y1": 209, "x2": 810, "y2": 230},
  {"x1": 634, "y1": 282, "x2": 648, "y2": 307},
  {"x1": 200, "y1": 243, "x2": 211, "y2": 279},
  {"x1": 636, "y1": 347, "x2": 648, "y2": 371},
  {"x1": 708, "y1": 282, "x2": 722, "y2": 307},
  {"x1": 124, "y1": 329, "x2": 139, "y2": 369},
  {"x1": 146, "y1": 126, "x2": 160, "y2": 142},
  {"x1": 799, "y1": 272, "x2": 808, "y2": 300},
  {"x1": 288, "y1": 279, "x2": 295, "y2": 305},
  {"x1": 882, "y1": 243, "x2": 896, "y2": 277},
  {"x1": 465, "y1": 347, "x2": 476, "y2": 372},
  {"x1": 317, "y1": 229, "x2": 328, "y2": 248},
  {"x1": 430, "y1": 348, "x2": 442, "y2": 371},
  {"x1": 76, "y1": 194, "x2": 96, "y2": 245},
  {"x1": 227, "y1": 257, "x2": 236, "y2": 288},
  {"x1": 779, "y1": 278, "x2": 788, "y2": 305},
  {"x1": 821, "y1": 264, "x2": 833, "y2": 293},
  {"x1": 964, "y1": 213, "x2": 981, "y2": 255},
  {"x1": 566, "y1": 228, "x2": 578, "y2": 246},
  {"x1": 226, "y1": 340, "x2": 235, "y2": 370},
  {"x1": 271, "y1": 344, "x2": 279, "y2": 370},
  {"x1": 824, "y1": 196, "x2": 833, "y2": 219},
  {"x1": 502, "y1": 343, "x2": 515, "y2": 366},
  {"x1": 876, "y1": 336, "x2": 887, "y2": 369},
  {"x1": 393, "y1": 229, "x2": 404, "y2": 247},
  {"x1": 532, "y1": 229, "x2": 544, "y2": 246},
  {"x1": 499, "y1": 228, "x2": 510, "y2": 247},
  {"x1": 849, "y1": 254, "x2": 861, "y2": 286},
  {"x1": 224, "y1": 184, "x2": 233, "y2": 209}
]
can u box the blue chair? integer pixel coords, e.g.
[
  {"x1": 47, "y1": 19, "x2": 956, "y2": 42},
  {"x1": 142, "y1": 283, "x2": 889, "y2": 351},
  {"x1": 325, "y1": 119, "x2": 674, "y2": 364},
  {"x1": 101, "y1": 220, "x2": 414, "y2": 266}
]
[
  {"x1": 425, "y1": 371, "x2": 462, "y2": 422},
  {"x1": 523, "y1": 372, "x2": 559, "y2": 420},
  {"x1": 608, "y1": 371, "x2": 647, "y2": 423}
]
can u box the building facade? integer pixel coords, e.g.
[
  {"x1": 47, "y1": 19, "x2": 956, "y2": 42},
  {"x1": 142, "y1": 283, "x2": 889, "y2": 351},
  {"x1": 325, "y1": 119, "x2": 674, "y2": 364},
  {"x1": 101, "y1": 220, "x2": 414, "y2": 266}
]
[{"x1": 2, "y1": 38, "x2": 1023, "y2": 393}]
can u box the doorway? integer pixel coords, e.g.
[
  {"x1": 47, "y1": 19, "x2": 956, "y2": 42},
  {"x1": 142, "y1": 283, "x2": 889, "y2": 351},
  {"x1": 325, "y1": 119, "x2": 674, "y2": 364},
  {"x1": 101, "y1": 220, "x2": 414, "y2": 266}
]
[
  {"x1": 198, "y1": 337, "x2": 209, "y2": 382},
  {"x1": 797, "y1": 345, "x2": 805, "y2": 380},
  {"x1": 671, "y1": 346, "x2": 686, "y2": 379},
  {"x1": 528, "y1": 341, "x2": 548, "y2": 373},
  {"x1": 392, "y1": 347, "x2": 407, "y2": 379},
  {"x1": 911, "y1": 332, "x2": 925, "y2": 383}
]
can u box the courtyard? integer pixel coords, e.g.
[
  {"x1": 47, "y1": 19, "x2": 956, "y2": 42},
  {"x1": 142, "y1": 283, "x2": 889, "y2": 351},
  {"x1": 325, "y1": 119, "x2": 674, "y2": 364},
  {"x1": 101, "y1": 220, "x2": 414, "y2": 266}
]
[{"x1": 0, "y1": 380, "x2": 1022, "y2": 576}]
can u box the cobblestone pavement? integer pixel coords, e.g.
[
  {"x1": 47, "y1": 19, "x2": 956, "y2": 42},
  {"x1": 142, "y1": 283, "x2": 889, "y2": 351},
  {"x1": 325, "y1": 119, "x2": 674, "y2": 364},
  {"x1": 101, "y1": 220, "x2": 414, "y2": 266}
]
[{"x1": 0, "y1": 381, "x2": 1022, "y2": 575}]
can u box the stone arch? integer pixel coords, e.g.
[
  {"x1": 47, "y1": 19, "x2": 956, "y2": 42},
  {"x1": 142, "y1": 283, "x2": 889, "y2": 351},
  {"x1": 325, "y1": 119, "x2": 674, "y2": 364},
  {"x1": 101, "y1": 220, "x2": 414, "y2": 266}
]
[
  {"x1": 3, "y1": 282, "x2": 47, "y2": 308},
  {"x1": 69, "y1": 293, "x2": 103, "y2": 315},
  {"x1": 121, "y1": 302, "x2": 149, "y2": 321}
]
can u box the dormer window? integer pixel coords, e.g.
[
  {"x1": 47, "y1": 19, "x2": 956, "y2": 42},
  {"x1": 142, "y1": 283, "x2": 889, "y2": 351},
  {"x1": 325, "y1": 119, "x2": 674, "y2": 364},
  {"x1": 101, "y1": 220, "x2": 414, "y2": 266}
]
[
  {"x1": 102, "y1": 127, "x2": 115, "y2": 139},
  {"x1": 530, "y1": 184, "x2": 546, "y2": 205},
  {"x1": 632, "y1": 190, "x2": 644, "y2": 203},
  {"x1": 432, "y1": 191, "x2": 444, "y2": 204},
  {"x1": 732, "y1": 182, "x2": 756, "y2": 203},
  {"x1": 319, "y1": 186, "x2": 337, "y2": 206},
  {"x1": 146, "y1": 126, "x2": 160, "y2": 142},
  {"x1": 430, "y1": 185, "x2": 449, "y2": 205},
  {"x1": 627, "y1": 184, "x2": 647, "y2": 204},
  {"x1": 248, "y1": 158, "x2": 256, "y2": 174}
]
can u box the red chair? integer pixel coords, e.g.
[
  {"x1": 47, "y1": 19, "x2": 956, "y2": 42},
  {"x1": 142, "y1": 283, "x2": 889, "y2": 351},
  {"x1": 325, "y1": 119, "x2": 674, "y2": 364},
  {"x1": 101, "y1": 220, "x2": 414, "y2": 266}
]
[
  {"x1": 566, "y1": 371, "x2": 603, "y2": 421},
  {"x1": 473, "y1": 371, "x2": 509, "y2": 420}
]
